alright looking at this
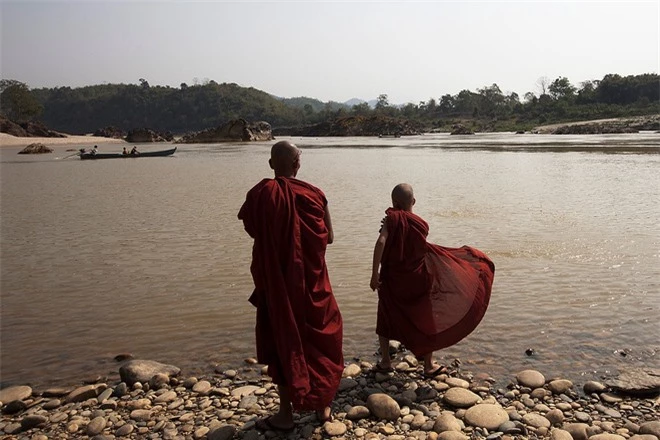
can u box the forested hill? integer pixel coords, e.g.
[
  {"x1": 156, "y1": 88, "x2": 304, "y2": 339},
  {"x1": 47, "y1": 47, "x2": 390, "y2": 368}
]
[{"x1": 1, "y1": 73, "x2": 658, "y2": 135}]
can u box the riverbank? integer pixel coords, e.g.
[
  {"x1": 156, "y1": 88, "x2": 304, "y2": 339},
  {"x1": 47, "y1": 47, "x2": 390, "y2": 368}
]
[
  {"x1": 0, "y1": 133, "x2": 127, "y2": 149},
  {"x1": 532, "y1": 115, "x2": 660, "y2": 135},
  {"x1": 1, "y1": 355, "x2": 658, "y2": 439}
]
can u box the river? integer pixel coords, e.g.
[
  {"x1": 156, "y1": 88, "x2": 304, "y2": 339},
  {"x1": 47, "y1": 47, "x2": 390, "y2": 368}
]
[{"x1": 1, "y1": 132, "x2": 658, "y2": 388}]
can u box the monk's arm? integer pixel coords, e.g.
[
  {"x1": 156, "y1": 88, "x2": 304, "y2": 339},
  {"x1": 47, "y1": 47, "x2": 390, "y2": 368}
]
[
  {"x1": 324, "y1": 204, "x2": 334, "y2": 244},
  {"x1": 370, "y1": 224, "x2": 388, "y2": 291}
]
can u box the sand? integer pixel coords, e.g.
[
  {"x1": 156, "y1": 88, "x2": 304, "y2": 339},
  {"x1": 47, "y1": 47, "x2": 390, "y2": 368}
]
[{"x1": 0, "y1": 133, "x2": 127, "y2": 149}]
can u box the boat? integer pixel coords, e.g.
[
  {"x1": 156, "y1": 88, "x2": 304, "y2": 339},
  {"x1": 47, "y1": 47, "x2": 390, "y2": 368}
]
[{"x1": 79, "y1": 147, "x2": 177, "y2": 160}]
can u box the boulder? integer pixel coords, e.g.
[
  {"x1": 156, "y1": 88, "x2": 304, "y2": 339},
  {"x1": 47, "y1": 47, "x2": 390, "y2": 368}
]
[
  {"x1": 125, "y1": 128, "x2": 168, "y2": 143},
  {"x1": 176, "y1": 119, "x2": 274, "y2": 143},
  {"x1": 605, "y1": 368, "x2": 660, "y2": 396},
  {"x1": 450, "y1": 124, "x2": 474, "y2": 135},
  {"x1": 18, "y1": 142, "x2": 53, "y2": 154},
  {"x1": 273, "y1": 115, "x2": 422, "y2": 137},
  {"x1": 119, "y1": 359, "x2": 180, "y2": 385},
  {"x1": 0, "y1": 115, "x2": 27, "y2": 136},
  {"x1": 94, "y1": 126, "x2": 126, "y2": 139}
]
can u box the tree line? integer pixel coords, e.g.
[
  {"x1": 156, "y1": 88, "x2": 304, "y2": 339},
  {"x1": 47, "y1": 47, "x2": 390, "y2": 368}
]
[{"x1": 0, "y1": 73, "x2": 657, "y2": 135}]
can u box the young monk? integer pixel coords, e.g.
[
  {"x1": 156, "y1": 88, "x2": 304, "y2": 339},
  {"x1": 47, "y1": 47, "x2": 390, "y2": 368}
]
[
  {"x1": 370, "y1": 183, "x2": 495, "y2": 376},
  {"x1": 238, "y1": 140, "x2": 343, "y2": 430}
]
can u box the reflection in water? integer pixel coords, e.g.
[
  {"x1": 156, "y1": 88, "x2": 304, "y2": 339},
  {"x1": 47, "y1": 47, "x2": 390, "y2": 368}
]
[{"x1": 1, "y1": 134, "x2": 659, "y2": 388}]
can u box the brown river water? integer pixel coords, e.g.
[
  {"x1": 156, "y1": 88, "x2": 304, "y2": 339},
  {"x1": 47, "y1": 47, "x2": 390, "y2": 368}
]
[{"x1": 1, "y1": 133, "x2": 658, "y2": 389}]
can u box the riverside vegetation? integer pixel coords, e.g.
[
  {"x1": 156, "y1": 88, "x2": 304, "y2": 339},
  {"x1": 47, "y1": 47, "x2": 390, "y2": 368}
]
[
  {"x1": 1, "y1": 346, "x2": 658, "y2": 440},
  {"x1": 0, "y1": 74, "x2": 658, "y2": 137}
]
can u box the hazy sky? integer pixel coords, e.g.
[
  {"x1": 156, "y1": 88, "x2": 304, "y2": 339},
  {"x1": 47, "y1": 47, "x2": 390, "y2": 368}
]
[{"x1": 1, "y1": 1, "x2": 658, "y2": 104}]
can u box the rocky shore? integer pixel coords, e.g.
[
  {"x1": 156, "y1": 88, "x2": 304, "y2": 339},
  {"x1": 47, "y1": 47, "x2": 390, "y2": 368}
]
[
  {"x1": 532, "y1": 115, "x2": 660, "y2": 135},
  {"x1": 1, "y1": 353, "x2": 658, "y2": 440}
]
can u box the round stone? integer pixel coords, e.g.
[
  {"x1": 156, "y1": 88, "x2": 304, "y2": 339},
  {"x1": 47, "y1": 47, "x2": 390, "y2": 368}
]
[
  {"x1": 21, "y1": 415, "x2": 48, "y2": 430},
  {"x1": 438, "y1": 432, "x2": 469, "y2": 440},
  {"x1": 583, "y1": 381, "x2": 606, "y2": 394},
  {"x1": 639, "y1": 421, "x2": 660, "y2": 437},
  {"x1": 588, "y1": 435, "x2": 626, "y2": 440},
  {"x1": 116, "y1": 424, "x2": 135, "y2": 436},
  {"x1": 545, "y1": 408, "x2": 564, "y2": 425},
  {"x1": 130, "y1": 409, "x2": 153, "y2": 421},
  {"x1": 87, "y1": 416, "x2": 106, "y2": 435},
  {"x1": 564, "y1": 423, "x2": 589, "y2": 440},
  {"x1": 346, "y1": 405, "x2": 370, "y2": 420},
  {"x1": 192, "y1": 380, "x2": 212, "y2": 395},
  {"x1": 548, "y1": 379, "x2": 573, "y2": 395},
  {"x1": 464, "y1": 404, "x2": 509, "y2": 430},
  {"x1": 0, "y1": 386, "x2": 32, "y2": 403},
  {"x1": 443, "y1": 387, "x2": 481, "y2": 408},
  {"x1": 522, "y1": 413, "x2": 551, "y2": 428},
  {"x1": 516, "y1": 370, "x2": 546, "y2": 389},
  {"x1": 445, "y1": 377, "x2": 470, "y2": 388},
  {"x1": 154, "y1": 390, "x2": 177, "y2": 403},
  {"x1": 433, "y1": 412, "x2": 462, "y2": 433},
  {"x1": 550, "y1": 428, "x2": 574, "y2": 440},
  {"x1": 324, "y1": 421, "x2": 347, "y2": 436},
  {"x1": 342, "y1": 364, "x2": 362, "y2": 377},
  {"x1": 366, "y1": 393, "x2": 401, "y2": 421}
]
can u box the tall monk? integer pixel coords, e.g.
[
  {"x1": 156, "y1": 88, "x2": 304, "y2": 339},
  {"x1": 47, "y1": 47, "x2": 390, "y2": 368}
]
[
  {"x1": 238, "y1": 140, "x2": 343, "y2": 430},
  {"x1": 370, "y1": 183, "x2": 495, "y2": 377}
]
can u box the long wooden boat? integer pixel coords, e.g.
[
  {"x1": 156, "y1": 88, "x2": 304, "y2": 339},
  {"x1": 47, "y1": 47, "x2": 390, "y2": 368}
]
[{"x1": 80, "y1": 147, "x2": 177, "y2": 160}]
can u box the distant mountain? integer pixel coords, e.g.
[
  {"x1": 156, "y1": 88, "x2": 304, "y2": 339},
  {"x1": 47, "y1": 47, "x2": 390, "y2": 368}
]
[
  {"x1": 277, "y1": 96, "x2": 350, "y2": 113},
  {"x1": 344, "y1": 98, "x2": 366, "y2": 107},
  {"x1": 344, "y1": 98, "x2": 378, "y2": 109},
  {"x1": 278, "y1": 96, "x2": 326, "y2": 112}
]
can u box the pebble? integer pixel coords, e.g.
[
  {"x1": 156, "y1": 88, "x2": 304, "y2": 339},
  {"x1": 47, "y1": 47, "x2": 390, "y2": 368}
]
[{"x1": 0, "y1": 358, "x2": 657, "y2": 440}]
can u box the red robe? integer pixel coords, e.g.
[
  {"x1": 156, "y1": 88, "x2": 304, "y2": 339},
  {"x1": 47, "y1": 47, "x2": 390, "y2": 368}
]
[
  {"x1": 377, "y1": 208, "x2": 495, "y2": 357},
  {"x1": 238, "y1": 177, "x2": 343, "y2": 410}
]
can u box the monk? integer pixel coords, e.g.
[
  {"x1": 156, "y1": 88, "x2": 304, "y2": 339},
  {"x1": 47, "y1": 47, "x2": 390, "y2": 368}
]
[
  {"x1": 370, "y1": 183, "x2": 495, "y2": 377},
  {"x1": 238, "y1": 140, "x2": 344, "y2": 431}
]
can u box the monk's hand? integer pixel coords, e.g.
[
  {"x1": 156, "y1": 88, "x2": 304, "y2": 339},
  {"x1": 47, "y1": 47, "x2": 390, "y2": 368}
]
[
  {"x1": 370, "y1": 274, "x2": 380, "y2": 291},
  {"x1": 378, "y1": 216, "x2": 387, "y2": 232}
]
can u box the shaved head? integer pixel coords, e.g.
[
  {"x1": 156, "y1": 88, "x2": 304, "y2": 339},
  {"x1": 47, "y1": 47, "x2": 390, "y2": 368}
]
[
  {"x1": 270, "y1": 140, "x2": 301, "y2": 177},
  {"x1": 392, "y1": 183, "x2": 415, "y2": 210}
]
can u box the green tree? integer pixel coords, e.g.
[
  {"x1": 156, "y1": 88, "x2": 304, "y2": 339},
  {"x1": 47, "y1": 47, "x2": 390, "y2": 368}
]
[
  {"x1": 549, "y1": 77, "x2": 576, "y2": 100},
  {"x1": 0, "y1": 79, "x2": 43, "y2": 122}
]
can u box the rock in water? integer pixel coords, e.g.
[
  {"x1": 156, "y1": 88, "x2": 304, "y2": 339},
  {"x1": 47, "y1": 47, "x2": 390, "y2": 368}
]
[
  {"x1": 18, "y1": 143, "x2": 53, "y2": 154},
  {"x1": 605, "y1": 368, "x2": 660, "y2": 396},
  {"x1": 119, "y1": 359, "x2": 180, "y2": 385}
]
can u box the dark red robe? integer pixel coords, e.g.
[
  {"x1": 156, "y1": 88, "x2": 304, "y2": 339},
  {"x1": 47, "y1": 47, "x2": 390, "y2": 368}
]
[
  {"x1": 377, "y1": 208, "x2": 495, "y2": 357},
  {"x1": 238, "y1": 177, "x2": 343, "y2": 410}
]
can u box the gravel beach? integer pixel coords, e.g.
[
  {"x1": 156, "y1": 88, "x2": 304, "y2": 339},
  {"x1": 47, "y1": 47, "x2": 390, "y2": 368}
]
[{"x1": 1, "y1": 352, "x2": 658, "y2": 440}]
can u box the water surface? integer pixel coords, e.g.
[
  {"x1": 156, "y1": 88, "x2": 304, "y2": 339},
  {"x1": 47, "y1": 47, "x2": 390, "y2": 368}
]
[{"x1": 1, "y1": 133, "x2": 658, "y2": 388}]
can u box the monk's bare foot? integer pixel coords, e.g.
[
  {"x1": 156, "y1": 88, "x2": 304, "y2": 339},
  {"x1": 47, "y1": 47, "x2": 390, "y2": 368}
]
[
  {"x1": 256, "y1": 413, "x2": 294, "y2": 432},
  {"x1": 423, "y1": 363, "x2": 446, "y2": 377},
  {"x1": 316, "y1": 407, "x2": 332, "y2": 422},
  {"x1": 374, "y1": 361, "x2": 394, "y2": 373}
]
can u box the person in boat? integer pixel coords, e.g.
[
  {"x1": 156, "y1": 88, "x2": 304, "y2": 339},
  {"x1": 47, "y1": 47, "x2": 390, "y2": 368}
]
[
  {"x1": 238, "y1": 140, "x2": 343, "y2": 430},
  {"x1": 90, "y1": 145, "x2": 98, "y2": 155},
  {"x1": 370, "y1": 183, "x2": 495, "y2": 377},
  {"x1": 122, "y1": 147, "x2": 128, "y2": 155},
  {"x1": 130, "y1": 146, "x2": 139, "y2": 156}
]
